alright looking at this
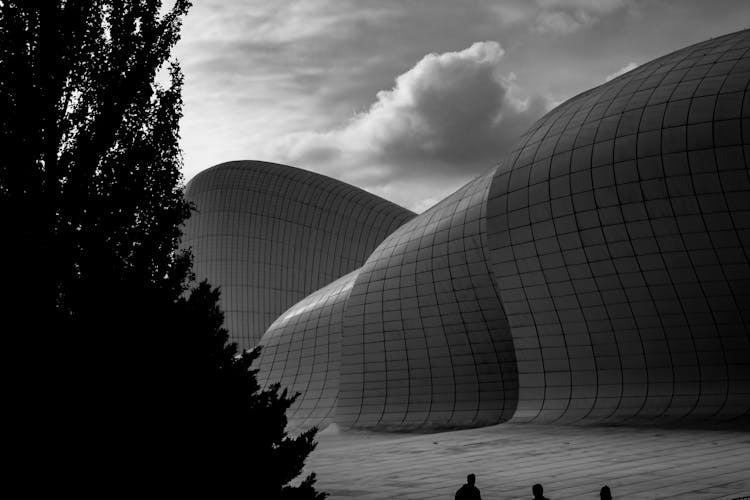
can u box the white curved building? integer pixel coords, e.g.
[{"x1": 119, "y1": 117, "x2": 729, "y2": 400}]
[{"x1": 193, "y1": 30, "x2": 750, "y2": 431}]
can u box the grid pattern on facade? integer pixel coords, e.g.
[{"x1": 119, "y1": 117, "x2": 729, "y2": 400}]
[
  {"x1": 237, "y1": 30, "x2": 750, "y2": 432},
  {"x1": 337, "y1": 169, "x2": 518, "y2": 429},
  {"x1": 256, "y1": 270, "x2": 357, "y2": 432},
  {"x1": 486, "y1": 29, "x2": 750, "y2": 423},
  {"x1": 182, "y1": 161, "x2": 415, "y2": 349}
]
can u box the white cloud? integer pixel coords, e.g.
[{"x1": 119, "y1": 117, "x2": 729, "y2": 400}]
[
  {"x1": 487, "y1": 0, "x2": 630, "y2": 34},
  {"x1": 266, "y1": 41, "x2": 547, "y2": 211},
  {"x1": 533, "y1": 0, "x2": 629, "y2": 34},
  {"x1": 605, "y1": 61, "x2": 639, "y2": 81},
  {"x1": 175, "y1": 0, "x2": 750, "y2": 213}
]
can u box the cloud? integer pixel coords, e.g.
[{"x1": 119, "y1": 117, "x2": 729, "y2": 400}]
[
  {"x1": 267, "y1": 41, "x2": 547, "y2": 211},
  {"x1": 605, "y1": 61, "x2": 639, "y2": 81},
  {"x1": 178, "y1": 0, "x2": 394, "y2": 45},
  {"x1": 533, "y1": 0, "x2": 629, "y2": 34},
  {"x1": 176, "y1": 0, "x2": 750, "y2": 213}
]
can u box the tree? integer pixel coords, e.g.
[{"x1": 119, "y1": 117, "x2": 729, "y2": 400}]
[
  {"x1": 0, "y1": 0, "x2": 194, "y2": 466},
  {"x1": 0, "y1": 2, "x2": 326, "y2": 496},
  {"x1": 1, "y1": 0, "x2": 191, "y2": 314},
  {"x1": 176, "y1": 282, "x2": 327, "y2": 499}
]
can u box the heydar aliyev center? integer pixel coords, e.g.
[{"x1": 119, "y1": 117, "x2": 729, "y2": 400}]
[{"x1": 183, "y1": 29, "x2": 750, "y2": 431}]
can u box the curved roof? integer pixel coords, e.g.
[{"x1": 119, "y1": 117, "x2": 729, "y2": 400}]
[{"x1": 183, "y1": 161, "x2": 415, "y2": 349}]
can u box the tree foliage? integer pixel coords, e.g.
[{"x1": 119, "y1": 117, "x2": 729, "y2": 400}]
[
  {"x1": 0, "y1": 2, "x2": 326, "y2": 496},
  {"x1": 0, "y1": 0, "x2": 191, "y2": 322},
  {"x1": 176, "y1": 283, "x2": 327, "y2": 499}
]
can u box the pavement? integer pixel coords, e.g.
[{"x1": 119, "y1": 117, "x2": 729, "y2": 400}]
[{"x1": 303, "y1": 422, "x2": 750, "y2": 499}]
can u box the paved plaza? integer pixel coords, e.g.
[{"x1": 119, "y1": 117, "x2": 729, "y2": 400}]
[{"x1": 305, "y1": 423, "x2": 750, "y2": 499}]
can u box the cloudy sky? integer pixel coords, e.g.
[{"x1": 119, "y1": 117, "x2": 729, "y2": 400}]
[{"x1": 173, "y1": 0, "x2": 749, "y2": 212}]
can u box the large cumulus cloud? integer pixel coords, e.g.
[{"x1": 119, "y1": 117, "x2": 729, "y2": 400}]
[{"x1": 268, "y1": 41, "x2": 548, "y2": 211}]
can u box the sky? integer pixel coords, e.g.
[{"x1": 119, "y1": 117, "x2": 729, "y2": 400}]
[{"x1": 173, "y1": 0, "x2": 750, "y2": 212}]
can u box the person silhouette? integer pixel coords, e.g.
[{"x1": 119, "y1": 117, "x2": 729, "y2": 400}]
[
  {"x1": 532, "y1": 483, "x2": 551, "y2": 500},
  {"x1": 455, "y1": 473, "x2": 481, "y2": 500},
  {"x1": 600, "y1": 485, "x2": 612, "y2": 500}
]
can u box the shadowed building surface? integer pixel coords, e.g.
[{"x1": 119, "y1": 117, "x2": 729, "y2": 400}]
[
  {"x1": 182, "y1": 161, "x2": 415, "y2": 350},
  {"x1": 338, "y1": 169, "x2": 519, "y2": 430},
  {"x1": 253, "y1": 29, "x2": 750, "y2": 431},
  {"x1": 485, "y1": 28, "x2": 750, "y2": 423}
]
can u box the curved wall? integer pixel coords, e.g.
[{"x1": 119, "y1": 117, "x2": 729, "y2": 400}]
[
  {"x1": 250, "y1": 29, "x2": 749, "y2": 431},
  {"x1": 255, "y1": 270, "x2": 358, "y2": 431},
  {"x1": 183, "y1": 161, "x2": 415, "y2": 349},
  {"x1": 337, "y1": 170, "x2": 518, "y2": 429},
  {"x1": 486, "y1": 29, "x2": 750, "y2": 423}
]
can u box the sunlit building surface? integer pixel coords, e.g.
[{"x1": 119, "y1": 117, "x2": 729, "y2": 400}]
[
  {"x1": 258, "y1": 271, "x2": 358, "y2": 430},
  {"x1": 182, "y1": 161, "x2": 415, "y2": 350},
  {"x1": 192, "y1": 30, "x2": 750, "y2": 431}
]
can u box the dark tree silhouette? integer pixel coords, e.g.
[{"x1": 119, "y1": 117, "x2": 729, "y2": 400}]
[
  {"x1": 0, "y1": 2, "x2": 326, "y2": 496},
  {"x1": 175, "y1": 282, "x2": 327, "y2": 499}
]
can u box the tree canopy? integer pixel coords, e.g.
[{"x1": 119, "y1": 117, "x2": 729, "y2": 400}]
[
  {"x1": 0, "y1": 2, "x2": 326, "y2": 496},
  {"x1": 1, "y1": 0, "x2": 192, "y2": 321}
]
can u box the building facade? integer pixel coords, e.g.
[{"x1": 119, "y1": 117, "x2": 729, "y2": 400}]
[
  {"x1": 198, "y1": 30, "x2": 750, "y2": 431},
  {"x1": 485, "y1": 29, "x2": 750, "y2": 424},
  {"x1": 182, "y1": 161, "x2": 415, "y2": 350},
  {"x1": 337, "y1": 169, "x2": 520, "y2": 429},
  {"x1": 256, "y1": 270, "x2": 357, "y2": 430}
]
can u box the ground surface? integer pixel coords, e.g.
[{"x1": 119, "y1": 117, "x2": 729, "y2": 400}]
[{"x1": 304, "y1": 422, "x2": 750, "y2": 499}]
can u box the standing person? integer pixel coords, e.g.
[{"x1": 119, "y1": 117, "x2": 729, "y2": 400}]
[
  {"x1": 532, "y1": 483, "x2": 551, "y2": 500},
  {"x1": 455, "y1": 473, "x2": 482, "y2": 500},
  {"x1": 600, "y1": 485, "x2": 612, "y2": 500}
]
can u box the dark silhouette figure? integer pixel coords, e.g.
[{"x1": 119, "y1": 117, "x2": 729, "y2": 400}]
[
  {"x1": 600, "y1": 485, "x2": 612, "y2": 500},
  {"x1": 532, "y1": 483, "x2": 551, "y2": 500},
  {"x1": 455, "y1": 473, "x2": 482, "y2": 500}
]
